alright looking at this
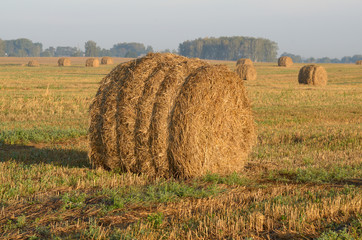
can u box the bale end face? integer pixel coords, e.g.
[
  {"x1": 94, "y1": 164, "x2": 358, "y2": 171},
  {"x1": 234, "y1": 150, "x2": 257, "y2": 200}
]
[
  {"x1": 298, "y1": 65, "x2": 328, "y2": 86},
  {"x1": 168, "y1": 65, "x2": 256, "y2": 178}
]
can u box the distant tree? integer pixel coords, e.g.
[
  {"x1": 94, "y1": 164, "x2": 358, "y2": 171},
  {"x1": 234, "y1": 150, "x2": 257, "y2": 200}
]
[
  {"x1": 4, "y1": 38, "x2": 42, "y2": 57},
  {"x1": 340, "y1": 55, "x2": 362, "y2": 63},
  {"x1": 146, "y1": 46, "x2": 154, "y2": 53},
  {"x1": 98, "y1": 48, "x2": 111, "y2": 57},
  {"x1": 0, "y1": 39, "x2": 5, "y2": 56},
  {"x1": 110, "y1": 42, "x2": 149, "y2": 57},
  {"x1": 341, "y1": 56, "x2": 352, "y2": 63},
  {"x1": 85, "y1": 40, "x2": 99, "y2": 57},
  {"x1": 71, "y1": 48, "x2": 83, "y2": 57},
  {"x1": 317, "y1": 57, "x2": 331, "y2": 63},
  {"x1": 178, "y1": 36, "x2": 278, "y2": 62},
  {"x1": 331, "y1": 58, "x2": 340, "y2": 63},
  {"x1": 280, "y1": 52, "x2": 302, "y2": 63},
  {"x1": 41, "y1": 47, "x2": 56, "y2": 57},
  {"x1": 55, "y1": 46, "x2": 79, "y2": 57},
  {"x1": 125, "y1": 51, "x2": 138, "y2": 58},
  {"x1": 305, "y1": 57, "x2": 316, "y2": 63},
  {"x1": 351, "y1": 54, "x2": 362, "y2": 62}
]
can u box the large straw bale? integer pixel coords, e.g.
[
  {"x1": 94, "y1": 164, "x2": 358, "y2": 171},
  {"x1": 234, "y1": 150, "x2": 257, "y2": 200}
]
[
  {"x1": 356, "y1": 60, "x2": 362, "y2": 65},
  {"x1": 89, "y1": 53, "x2": 255, "y2": 178},
  {"x1": 236, "y1": 58, "x2": 253, "y2": 66},
  {"x1": 58, "y1": 57, "x2": 71, "y2": 67},
  {"x1": 86, "y1": 58, "x2": 99, "y2": 67},
  {"x1": 298, "y1": 65, "x2": 328, "y2": 86},
  {"x1": 236, "y1": 64, "x2": 257, "y2": 81},
  {"x1": 27, "y1": 60, "x2": 39, "y2": 67},
  {"x1": 101, "y1": 57, "x2": 114, "y2": 65},
  {"x1": 278, "y1": 56, "x2": 293, "y2": 67}
]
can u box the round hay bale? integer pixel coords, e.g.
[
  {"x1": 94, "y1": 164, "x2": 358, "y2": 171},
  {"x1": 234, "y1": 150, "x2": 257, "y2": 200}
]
[
  {"x1": 236, "y1": 58, "x2": 253, "y2": 66},
  {"x1": 278, "y1": 56, "x2": 293, "y2": 67},
  {"x1": 356, "y1": 60, "x2": 362, "y2": 65},
  {"x1": 298, "y1": 65, "x2": 328, "y2": 86},
  {"x1": 89, "y1": 53, "x2": 256, "y2": 178},
  {"x1": 27, "y1": 60, "x2": 40, "y2": 67},
  {"x1": 101, "y1": 56, "x2": 114, "y2": 65},
  {"x1": 58, "y1": 57, "x2": 71, "y2": 67},
  {"x1": 235, "y1": 64, "x2": 257, "y2": 81},
  {"x1": 86, "y1": 58, "x2": 99, "y2": 67}
]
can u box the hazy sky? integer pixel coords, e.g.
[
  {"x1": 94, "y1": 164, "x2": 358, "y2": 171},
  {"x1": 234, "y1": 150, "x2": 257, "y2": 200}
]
[{"x1": 1, "y1": 0, "x2": 361, "y2": 58}]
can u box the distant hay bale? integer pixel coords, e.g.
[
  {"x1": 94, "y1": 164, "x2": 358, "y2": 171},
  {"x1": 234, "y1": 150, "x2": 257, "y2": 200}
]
[
  {"x1": 298, "y1": 65, "x2": 328, "y2": 86},
  {"x1": 278, "y1": 56, "x2": 293, "y2": 67},
  {"x1": 89, "y1": 53, "x2": 256, "y2": 178},
  {"x1": 86, "y1": 58, "x2": 99, "y2": 67},
  {"x1": 101, "y1": 57, "x2": 114, "y2": 65},
  {"x1": 58, "y1": 57, "x2": 71, "y2": 67},
  {"x1": 235, "y1": 64, "x2": 257, "y2": 81},
  {"x1": 356, "y1": 60, "x2": 362, "y2": 65},
  {"x1": 27, "y1": 60, "x2": 39, "y2": 67},
  {"x1": 236, "y1": 58, "x2": 253, "y2": 66}
]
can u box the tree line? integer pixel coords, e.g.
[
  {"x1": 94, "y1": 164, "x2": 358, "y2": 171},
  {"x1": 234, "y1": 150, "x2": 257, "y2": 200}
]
[
  {"x1": 0, "y1": 38, "x2": 153, "y2": 58},
  {"x1": 281, "y1": 52, "x2": 362, "y2": 64},
  {"x1": 178, "y1": 36, "x2": 279, "y2": 62},
  {"x1": 0, "y1": 37, "x2": 361, "y2": 63}
]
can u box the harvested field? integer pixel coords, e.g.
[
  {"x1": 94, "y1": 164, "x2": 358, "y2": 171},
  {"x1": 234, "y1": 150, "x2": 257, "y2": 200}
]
[{"x1": 0, "y1": 59, "x2": 361, "y2": 239}]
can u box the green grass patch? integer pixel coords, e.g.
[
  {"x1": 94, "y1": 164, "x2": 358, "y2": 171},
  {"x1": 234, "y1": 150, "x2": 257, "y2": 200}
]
[
  {"x1": 100, "y1": 180, "x2": 222, "y2": 210},
  {"x1": 203, "y1": 172, "x2": 251, "y2": 186},
  {"x1": 0, "y1": 127, "x2": 87, "y2": 144},
  {"x1": 268, "y1": 164, "x2": 362, "y2": 184}
]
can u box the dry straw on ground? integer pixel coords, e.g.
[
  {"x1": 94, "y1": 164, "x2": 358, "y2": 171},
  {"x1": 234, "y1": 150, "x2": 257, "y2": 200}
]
[
  {"x1": 89, "y1": 53, "x2": 255, "y2": 178},
  {"x1": 101, "y1": 57, "x2": 114, "y2": 65},
  {"x1": 236, "y1": 64, "x2": 257, "y2": 81},
  {"x1": 86, "y1": 58, "x2": 99, "y2": 67},
  {"x1": 27, "y1": 60, "x2": 40, "y2": 67},
  {"x1": 278, "y1": 56, "x2": 293, "y2": 67},
  {"x1": 356, "y1": 60, "x2": 362, "y2": 65},
  {"x1": 236, "y1": 58, "x2": 253, "y2": 66},
  {"x1": 58, "y1": 57, "x2": 71, "y2": 67},
  {"x1": 298, "y1": 65, "x2": 328, "y2": 86}
]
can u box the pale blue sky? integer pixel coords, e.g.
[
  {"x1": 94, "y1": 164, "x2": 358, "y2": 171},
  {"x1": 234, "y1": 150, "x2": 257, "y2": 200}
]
[{"x1": 1, "y1": 0, "x2": 361, "y2": 58}]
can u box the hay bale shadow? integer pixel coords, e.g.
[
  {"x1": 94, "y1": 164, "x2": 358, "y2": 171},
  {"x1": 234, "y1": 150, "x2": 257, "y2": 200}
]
[{"x1": 0, "y1": 142, "x2": 90, "y2": 168}]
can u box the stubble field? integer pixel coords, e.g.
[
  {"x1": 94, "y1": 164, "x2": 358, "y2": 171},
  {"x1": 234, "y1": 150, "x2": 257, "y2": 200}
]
[{"x1": 0, "y1": 57, "x2": 361, "y2": 239}]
